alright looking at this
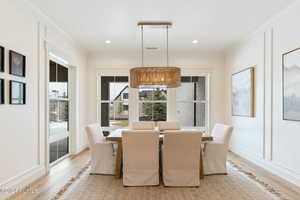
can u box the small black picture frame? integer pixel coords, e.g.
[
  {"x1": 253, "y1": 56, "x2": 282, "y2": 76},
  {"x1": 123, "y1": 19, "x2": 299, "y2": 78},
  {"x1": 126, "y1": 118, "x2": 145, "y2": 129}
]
[
  {"x1": 10, "y1": 80, "x2": 26, "y2": 105},
  {"x1": 0, "y1": 46, "x2": 4, "y2": 72},
  {"x1": 0, "y1": 79, "x2": 4, "y2": 104},
  {"x1": 9, "y1": 50, "x2": 26, "y2": 77}
]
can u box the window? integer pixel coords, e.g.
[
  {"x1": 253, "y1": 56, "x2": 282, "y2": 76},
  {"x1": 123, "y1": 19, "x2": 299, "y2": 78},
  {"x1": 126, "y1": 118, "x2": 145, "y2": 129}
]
[
  {"x1": 49, "y1": 60, "x2": 69, "y2": 163},
  {"x1": 100, "y1": 76, "x2": 129, "y2": 128},
  {"x1": 49, "y1": 61, "x2": 68, "y2": 98},
  {"x1": 98, "y1": 74, "x2": 208, "y2": 129},
  {"x1": 139, "y1": 87, "x2": 167, "y2": 121},
  {"x1": 176, "y1": 76, "x2": 207, "y2": 127}
]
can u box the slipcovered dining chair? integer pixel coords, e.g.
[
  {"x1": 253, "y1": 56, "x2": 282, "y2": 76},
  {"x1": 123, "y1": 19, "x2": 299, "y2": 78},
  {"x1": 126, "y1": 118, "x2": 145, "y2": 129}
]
[
  {"x1": 131, "y1": 121, "x2": 155, "y2": 130},
  {"x1": 162, "y1": 131, "x2": 202, "y2": 186},
  {"x1": 203, "y1": 124, "x2": 233, "y2": 175},
  {"x1": 157, "y1": 121, "x2": 181, "y2": 131},
  {"x1": 122, "y1": 130, "x2": 160, "y2": 186},
  {"x1": 85, "y1": 123, "x2": 116, "y2": 175}
]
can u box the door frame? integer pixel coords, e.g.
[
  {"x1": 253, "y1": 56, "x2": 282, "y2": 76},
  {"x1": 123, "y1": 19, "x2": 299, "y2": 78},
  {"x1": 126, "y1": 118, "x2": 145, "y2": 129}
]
[{"x1": 44, "y1": 48, "x2": 77, "y2": 172}]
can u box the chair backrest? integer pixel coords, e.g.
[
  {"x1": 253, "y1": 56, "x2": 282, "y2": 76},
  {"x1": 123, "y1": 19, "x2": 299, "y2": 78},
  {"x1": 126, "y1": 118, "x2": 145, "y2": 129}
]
[
  {"x1": 85, "y1": 123, "x2": 104, "y2": 147},
  {"x1": 163, "y1": 130, "x2": 202, "y2": 186},
  {"x1": 131, "y1": 121, "x2": 155, "y2": 130},
  {"x1": 122, "y1": 130, "x2": 160, "y2": 185},
  {"x1": 211, "y1": 124, "x2": 233, "y2": 145},
  {"x1": 163, "y1": 131, "x2": 202, "y2": 166},
  {"x1": 157, "y1": 121, "x2": 181, "y2": 131}
]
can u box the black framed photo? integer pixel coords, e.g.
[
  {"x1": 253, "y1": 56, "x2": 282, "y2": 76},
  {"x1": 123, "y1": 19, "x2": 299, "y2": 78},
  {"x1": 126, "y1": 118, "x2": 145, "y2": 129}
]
[
  {"x1": 10, "y1": 80, "x2": 26, "y2": 105},
  {"x1": 9, "y1": 50, "x2": 26, "y2": 77},
  {"x1": 0, "y1": 46, "x2": 4, "y2": 72},
  {"x1": 283, "y1": 47, "x2": 300, "y2": 121},
  {"x1": 0, "y1": 79, "x2": 4, "y2": 104}
]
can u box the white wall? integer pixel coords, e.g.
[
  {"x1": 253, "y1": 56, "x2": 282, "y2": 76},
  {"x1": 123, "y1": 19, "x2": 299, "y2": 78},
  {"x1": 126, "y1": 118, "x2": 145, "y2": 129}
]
[
  {"x1": 0, "y1": 0, "x2": 88, "y2": 198},
  {"x1": 4, "y1": 0, "x2": 300, "y2": 197},
  {"x1": 225, "y1": 1, "x2": 300, "y2": 187},
  {"x1": 87, "y1": 51, "x2": 227, "y2": 131}
]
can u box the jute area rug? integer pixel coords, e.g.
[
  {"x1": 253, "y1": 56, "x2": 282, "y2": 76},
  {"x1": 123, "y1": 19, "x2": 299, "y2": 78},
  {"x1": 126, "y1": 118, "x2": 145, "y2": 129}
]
[{"x1": 53, "y1": 162, "x2": 288, "y2": 200}]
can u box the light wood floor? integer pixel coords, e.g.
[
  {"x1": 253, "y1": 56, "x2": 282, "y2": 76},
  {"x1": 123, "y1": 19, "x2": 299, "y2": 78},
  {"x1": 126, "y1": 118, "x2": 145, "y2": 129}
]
[
  {"x1": 9, "y1": 150, "x2": 300, "y2": 200},
  {"x1": 9, "y1": 149, "x2": 91, "y2": 200},
  {"x1": 228, "y1": 153, "x2": 300, "y2": 200}
]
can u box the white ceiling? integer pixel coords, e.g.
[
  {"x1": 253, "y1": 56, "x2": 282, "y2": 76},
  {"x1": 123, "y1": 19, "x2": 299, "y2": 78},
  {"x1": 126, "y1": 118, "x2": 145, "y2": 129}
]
[{"x1": 28, "y1": 0, "x2": 295, "y2": 55}]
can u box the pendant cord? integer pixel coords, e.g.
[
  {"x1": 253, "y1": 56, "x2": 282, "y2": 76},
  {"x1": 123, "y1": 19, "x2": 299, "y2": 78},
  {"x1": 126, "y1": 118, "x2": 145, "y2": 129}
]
[
  {"x1": 141, "y1": 25, "x2": 144, "y2": 67},
  {"x1": 167, "y1": 25, "x2": 169, "y2": 67},
  {"x1": 141, "y1": 24, "x2": 169, "y2": 67}
]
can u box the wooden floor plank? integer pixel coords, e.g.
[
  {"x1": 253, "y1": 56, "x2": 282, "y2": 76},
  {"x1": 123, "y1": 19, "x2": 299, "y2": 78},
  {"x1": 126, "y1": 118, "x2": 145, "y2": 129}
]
[
  {"x1": 229, "y1": 152, "x2": 300, "y2": 200},
  {"x1": 9, "y1": 149, "x2": 90, "y2": 200}
]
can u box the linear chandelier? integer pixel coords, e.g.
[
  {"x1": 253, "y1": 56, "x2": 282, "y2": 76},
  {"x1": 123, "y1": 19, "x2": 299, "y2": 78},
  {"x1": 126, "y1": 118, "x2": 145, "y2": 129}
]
[{"x1": 130, "y1": 22, "x2": 181, "y2": 88}]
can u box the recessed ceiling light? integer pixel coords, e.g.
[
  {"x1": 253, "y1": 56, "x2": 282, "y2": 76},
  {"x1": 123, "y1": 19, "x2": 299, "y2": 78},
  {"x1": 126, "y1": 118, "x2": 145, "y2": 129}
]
[
  {"x1": 192, "y1": 40, "x2": 198, "y2": 44},
  {"x1": 105, "y1": 40, "x2": 111, "y2": 44}
]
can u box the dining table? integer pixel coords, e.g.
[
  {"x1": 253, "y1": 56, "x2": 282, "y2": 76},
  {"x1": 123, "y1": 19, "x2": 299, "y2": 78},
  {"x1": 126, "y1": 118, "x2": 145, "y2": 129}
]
[{"x1": 106, "y1": 128, "x2": 213, "y2": 179}]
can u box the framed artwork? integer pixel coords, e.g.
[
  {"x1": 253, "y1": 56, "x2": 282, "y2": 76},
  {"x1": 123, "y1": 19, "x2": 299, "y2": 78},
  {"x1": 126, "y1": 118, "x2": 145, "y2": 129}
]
[
  {"x1": 9, "y1": 50, "x2": 26, "y2": 77},
  {"x1": 232, "y1": 67, "x2": 255, "y2": 117},
  {"x1": 0, "y1": 46, "x2": 4, "y2": 72},
  {"x1": 10, "y1": 80, "x2": 26, "y2": 105},
  {"x1": 0, "y1": 79, "x2": 4, "y2": 104},
  {"x1": 283, "y1": 47, "x2": 300, "y2": 121}
]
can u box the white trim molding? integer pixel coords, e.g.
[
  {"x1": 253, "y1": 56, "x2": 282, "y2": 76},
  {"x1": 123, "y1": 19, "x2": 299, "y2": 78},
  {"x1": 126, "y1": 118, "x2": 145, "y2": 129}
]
[
  {"x1": 0, "y1": 166, "x2": 45, "y2": 200},
  {"x1": 231, "y1": 148, "x2": 300, "y2": 187}
]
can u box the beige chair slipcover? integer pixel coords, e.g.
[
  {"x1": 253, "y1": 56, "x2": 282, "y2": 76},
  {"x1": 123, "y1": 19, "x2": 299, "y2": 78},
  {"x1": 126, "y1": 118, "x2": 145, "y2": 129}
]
[
  {"x1": 157, "y1": 121, "x2": 181, "y2": 131},
  {"x1": 203, "y1": 124, "x2": 233, "y2": 175},
  {"x1": 131, "y1": 121, "x2": 155, "y2": 130},
  {"x1": 85, "y1": 123, "x2": 116, "y2": 174},
  {"x1": 162, "y1": 130, "x2": 202, "y2": 186},
  {"x1": 122, "y1": 130, "x2": 160, "y2": 186}
]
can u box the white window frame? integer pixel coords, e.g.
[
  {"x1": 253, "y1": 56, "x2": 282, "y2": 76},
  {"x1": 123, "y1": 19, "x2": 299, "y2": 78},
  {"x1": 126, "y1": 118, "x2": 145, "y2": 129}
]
[
  {"x1": 174, "y1": 73, "x2": 210, "y2": 132},
  {"x1": 48, "y1": 56, "x2": 71, "y2": 167},
  {"x1": 97, "y1": 72, "x2": 130, "y2": 132},
  {"x1": 97, "y1": 72, "x2": 210, "y2": 132}
]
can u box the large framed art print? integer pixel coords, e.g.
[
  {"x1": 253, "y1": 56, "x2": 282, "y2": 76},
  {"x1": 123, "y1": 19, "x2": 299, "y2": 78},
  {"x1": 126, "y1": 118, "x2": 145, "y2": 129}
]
[
  {"x1": 232, "y1": 67, "x2": 255, "y2": 117},
  {"x1": 283, "y1": 48, "x2": 300, "y2": 121}
]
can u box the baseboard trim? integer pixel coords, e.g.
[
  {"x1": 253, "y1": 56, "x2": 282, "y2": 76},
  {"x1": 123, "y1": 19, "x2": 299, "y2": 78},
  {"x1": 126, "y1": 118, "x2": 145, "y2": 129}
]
[
  {"x1": 231, "y1": 149, "x2": 300, "y2": 187},
  {"x1": 74, "y1": 145, "x2": 89, "y2": 155},
  {"x1": 0, "y1": 146, "x2": 89, "y2": 200},
  {"x1": 0, "y1": 165, "x2": 46, "y2": 200}
]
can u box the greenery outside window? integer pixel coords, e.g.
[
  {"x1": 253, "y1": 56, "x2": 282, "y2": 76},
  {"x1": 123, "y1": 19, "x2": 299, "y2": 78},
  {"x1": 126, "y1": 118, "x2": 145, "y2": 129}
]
[{"x1": 139, "y1": 87, "x2": 167, "y2": 121}]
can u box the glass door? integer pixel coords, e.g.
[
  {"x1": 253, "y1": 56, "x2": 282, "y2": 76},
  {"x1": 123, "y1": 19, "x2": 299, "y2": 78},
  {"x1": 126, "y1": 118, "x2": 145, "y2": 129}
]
[{"x1": 49, "y1": 60, "x2": 69, "y2": 164}]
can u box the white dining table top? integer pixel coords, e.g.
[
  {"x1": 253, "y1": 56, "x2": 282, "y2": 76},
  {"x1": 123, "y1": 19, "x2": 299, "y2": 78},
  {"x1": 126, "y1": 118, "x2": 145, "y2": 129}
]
[{"x1": 106, "y1": 128, "x2": 208, "y2": 138}]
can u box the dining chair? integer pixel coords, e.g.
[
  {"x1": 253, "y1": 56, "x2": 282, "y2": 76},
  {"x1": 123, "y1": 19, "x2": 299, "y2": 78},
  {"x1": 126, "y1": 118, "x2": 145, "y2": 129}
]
[
  {"x1": 162, "y1": 130, "x2": 202, "y2": 187},
  {"x1": 157, "y1": 121, "x2": 181, "y2": 131},
  {"x1": 85, "y1": 123, "x2": 116, "y2": 175},
  {"x1": 131, "y1": 121, "x2": 155, "y2": 130},
  {"x1": 122, "y1": 130, "x2": 160, "y2": 186},
  {"x1": 203, "y1": 124, "x2": 233, "y2": 175}
]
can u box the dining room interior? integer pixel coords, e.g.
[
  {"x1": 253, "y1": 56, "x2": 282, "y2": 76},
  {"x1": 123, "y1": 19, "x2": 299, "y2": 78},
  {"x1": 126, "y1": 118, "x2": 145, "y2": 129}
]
[{"x1": 1, "y1": 0, "x2": 300, "y2": 199}]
